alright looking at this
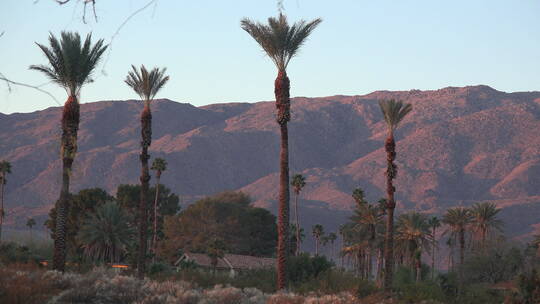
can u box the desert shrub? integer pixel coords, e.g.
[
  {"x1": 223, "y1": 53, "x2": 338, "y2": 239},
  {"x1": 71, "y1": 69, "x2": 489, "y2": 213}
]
[
  {"x1": 287, "y1": 253, "x2": 333, "y2": 284},
  {"x1": 0, "y1": 264, "x2": 62, "y2": 304},
  {"x1": 0, "y1": 242, "x2": 43, "y2": 265},
  {"x1": 294, "y1": 269, "x2": 374, "y2": 295}
]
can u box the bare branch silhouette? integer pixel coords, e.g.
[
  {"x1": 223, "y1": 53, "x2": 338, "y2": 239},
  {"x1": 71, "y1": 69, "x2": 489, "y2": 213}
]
[{"x1": 0, "y1": 73, "x2": 61, "y2": 106}]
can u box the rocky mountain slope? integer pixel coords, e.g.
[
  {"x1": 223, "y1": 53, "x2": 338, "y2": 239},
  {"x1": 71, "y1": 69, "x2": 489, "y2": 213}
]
[{"x1": 2, "y1": 85, "x2": 540, "y2": 241}]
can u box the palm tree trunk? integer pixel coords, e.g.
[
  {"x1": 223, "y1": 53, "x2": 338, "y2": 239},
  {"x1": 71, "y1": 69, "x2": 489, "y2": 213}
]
[
  {"x1": 53, "y1": 95, "x2": 80, "y2": 272},
  {"x1": 432, "y1": 227, "x2": 436, "y2": 280},
  {"x1": 0, "y1": 177, "x2": 4, "y2": 242},
  {"x1": 294, "y1": 191, "x2": 300, "y2": 256},
  {"x1": 137, "y1": 103, "x2": 152, "y2": 279},
  {"x1": 383, "y1": 133, "x2": 396, "y2": 291},
  {"x1": 416, "y1": 255, "x2": 422, "y2": 282},
  {"x1": 377, "y1": 247, "x2": 383, "y2": 286},
  {"x1": 152, "y1": 174, "x2": 161, "y2": 259},
  {"x1": 275, "y1": 69, "x2": 291, "y2": 291},
  {"x1": 459, "y1": 229, "x2": 465, "y2": 266},
  {"x1": 315, "y1": 238, "x2": 319, "y2": 256}
]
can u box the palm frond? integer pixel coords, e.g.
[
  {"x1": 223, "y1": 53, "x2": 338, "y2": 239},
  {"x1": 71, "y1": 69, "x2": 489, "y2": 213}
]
[
  {"x1": 241, "y1": 13, "x2": 321, "y2": 70},
  {"x1": 378, "y1": 99, "x2": 413, "y2": 131},
  {"x1": 125, "y1": 65, "x2": 169, "y2": 102}
]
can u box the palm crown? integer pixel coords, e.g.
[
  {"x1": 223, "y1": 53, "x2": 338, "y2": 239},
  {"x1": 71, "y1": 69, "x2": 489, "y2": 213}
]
[
  {"x1": 151, "y1": 158, "x2": 167, "y2": 173},
  {"x1": 443, "y1": 207, "x2": 473, "y2": 234},
  {"x1": 0, "y1": 161, "x2": 11, "y2": 184},
  {"x1": 470, "y1": 202, "x2": 503, "y2": 239},
  {"x1": 241, "y1": 13, "x2": 321, "y2": 71},
  {"x1": 291, "y1": 174, "x2": 306, "y2": 194},
  {"x1": 396, "y1": 212, "x2": 433, "y2": 252},
  {"x1": 125, "y1": 65, "x2": 170, "y2": 102},
  {"x1": 378, "y1": 99, "x2": 413, "y2": 132},
  {"x1": 30, "y1": 31, "x2": 107, "y2": 96}
]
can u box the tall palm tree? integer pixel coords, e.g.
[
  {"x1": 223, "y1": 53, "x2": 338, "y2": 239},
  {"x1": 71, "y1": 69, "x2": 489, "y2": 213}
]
[
  {"x1": 30, "y1": 32, "x2": 107, "y2": 271},
  {"x1": 0, "y1": 160, "x2": 12, "y2": 242},
  {"x1": 241, "y1": 13, "x2": 321, "y2": 290},
  {"x1": 469, "y1": 202, "x2": 503, "y2": 249},
  {"x1": 26, "y1": 218, "x2": 36, "y2": 244},
  {"x1": 395, "y1": 212, "x2": 432, "y2": 282},
  {"x1": 150, "y1": 157, "x2": 167, "y2": 255},
  {"x1": 378, "y1": 99, "x2": 413, "y2": 291},
  {"x1": 312, "y1": 224, "x2": 324, "y2": 256},
  {"x1": 326, "y1": 232, "x2": 337, "y2": 260},
  {"x1": 77, "y1": 201, "x2": 135, "y2": 263},
  {"x1": 291, "y1": 173, "x2": 306, "y2": 256},
  {"x1": 442, "y1": 207, "x2": 472, "y2": 268},
  {"x1": 125, "y1": 65, "x2": 169, "y2": 278},
  {"x1": 428, "y1": 216, "x2": 441, "y2": 280},
  {"x1": 352, "y1": 188, "x2": 367, "y2": 205}
]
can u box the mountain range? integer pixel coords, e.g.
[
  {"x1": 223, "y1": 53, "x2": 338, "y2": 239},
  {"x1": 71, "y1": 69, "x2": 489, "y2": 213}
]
[{"x1": 2, "y1": 85, "x2": 540, "y2": 243}]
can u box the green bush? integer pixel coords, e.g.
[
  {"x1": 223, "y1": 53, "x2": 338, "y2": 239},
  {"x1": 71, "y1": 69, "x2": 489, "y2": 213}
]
[{"x1": 287, "y1": 253, "x2": 333, "y2": 284}]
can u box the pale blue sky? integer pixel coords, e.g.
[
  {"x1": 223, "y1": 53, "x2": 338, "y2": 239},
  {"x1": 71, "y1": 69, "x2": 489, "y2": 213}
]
[{"x1": 1, "y1": 0, "x2": 539, "y2": 114}]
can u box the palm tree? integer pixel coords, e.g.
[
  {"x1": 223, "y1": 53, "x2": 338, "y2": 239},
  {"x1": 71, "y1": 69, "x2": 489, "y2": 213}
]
[
  {"x1": 30, "y1": 32, "x2": 107, "y2": 271},
  {"x1": 291, "y1": 174, "x2": 306, "y2": 256},
  {"x1": 26, "y1": 218, "x2": 36, "y2": 244},
  {"x1": 352, "y1": 188, "x2": 367, "y2": 205},
  {"x1": 395, "y1": 212, "x2": 432, "y2": 282},
  {"x1": 150, "y1": 157, "x2": 167, "y2": 255},
  {"x1": 289, "y1": 224, "x2": 305, "y2": 255},
  {"x1": 469, "y1": 202, "x2": 503, "y2": 249},
  {"x1": 442, "y1": 207, "x2": 472, "y2": 268},
  {"x1": 77, "y1": 201, "x2": 135, "y2": 263},
  {"x1": 312, "y1": 224, "x2": 324, "y2": 256},
  {"x1": 0, "y1": 160, "x2": 12, "y2": 242},
  {"x1": 378, "y1": 99, "x2": 413, "y2": 291},
  {"x1": 241, "y1": 14, "x2": 321, "y2": 290},
  {"x1": 428, "y1": 216, "x2": 441, "y2": 279},
  {"x1": 326, "y1": 232, "x2": 337, "y2": 260},
  {"x1": 125, "y1": 65, "x2": 170, "y2": 278}
]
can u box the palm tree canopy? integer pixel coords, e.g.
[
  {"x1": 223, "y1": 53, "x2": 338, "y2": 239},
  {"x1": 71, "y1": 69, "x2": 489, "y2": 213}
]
[
  {"x1": 378, "y1": 99, "x2": 413, "y2": 132},
  {"x1": 151, "y1": 157, "x2": 168, "y2": 173},
  {"x1": 312, "y1": 224, "x2": 324, "y2": 238},
  {"x1": 241, "y1": 13, "x2": 322, "y2": 71},
  {"x1": 291, "y1": 174, "x2": 306, "y2": 193},
  {"x1": 396, "y1": 212, "x2": 433, "y2": 253},
  {"x1": 125, "y1": 65, "x2": 170, "y2": 102},
  {"x1": 352, "y1": 188, "x2": 367, "y2": 205},
  {"x1": 0, "y1": 160, "x2": 11, "y2": 184},
  {"x1": 30, "y1": 31, "x2": 107, "y2": 96},
  {"x1": 428, "y1": 216, "x2": 441, "y2": 229},
  {"x1": 470, "y1": 202, "x2": 503, "y2": 233},
  {"x1": 26, "y1": 218, "x2": 36, "y2": 228},
  {"x1": 77, "y1": 201, "x2": 135, "y2": 262},
  {"x1": 442, "y1": 207, "x2": 473, "y2": 236}
]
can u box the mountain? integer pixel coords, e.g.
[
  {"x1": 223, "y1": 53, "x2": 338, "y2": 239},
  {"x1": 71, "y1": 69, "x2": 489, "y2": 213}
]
[{"x1": 2, "y1": 85, "x2": 540, "y2": 243}]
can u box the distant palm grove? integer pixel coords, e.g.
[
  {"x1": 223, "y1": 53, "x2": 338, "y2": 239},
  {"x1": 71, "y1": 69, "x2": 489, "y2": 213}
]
[{"x1": 1, "y1": 12, "x2": 540, "y2": 304}]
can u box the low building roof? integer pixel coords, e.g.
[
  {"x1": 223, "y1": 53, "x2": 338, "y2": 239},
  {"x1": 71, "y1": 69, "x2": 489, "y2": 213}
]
[{"x1": 176, "y1": 252, "x2": 276, "y2": 270}]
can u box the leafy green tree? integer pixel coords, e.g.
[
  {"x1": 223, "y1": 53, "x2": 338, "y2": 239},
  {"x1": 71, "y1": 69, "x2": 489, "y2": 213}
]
[
  {"x1": 0, "y1": 160, "x2": 11, "y2": 242},
  {"x1": 31, "y1": 32, "x2": 107, "y2": 271},
  {"x1": 378, "y1": 99, "x2": 412, "y2": 291},
  {"x1": 241, "y1": 14, "x2": 321, "y2": 290},
  {"x1": 428, "y1": 216, "x2": 441, "y2": 279},
  {"x1": 395, "y1": 212, "x2": 432, "y2": 282},
  {"x1": 470, "y1": 202, "x2": 503, "y2": 249},
  {"x1": 150, "y1": 157, "x2": 167, "y2": 254},
  {"x1": 26, "y1": 218, "x2": 36, "y2": 244},
  {"x1": 161, "y1": 191, "x2": 276, "y2": 260},
  {"x1": 291, "y1": 174, "x2": 306, "y2": 256},
  {"x1": 125, "y1": 65, "x2": 169, "y2": 278},
  {"x1": 77, "y1": 201, "x2": 135, "y2": 263},
  {"x1": 312, "y1": 224, "x2": 324, "y2": 256},
  {"x1": 45, "y1": 188, "x2": 113, "y2": 259}
]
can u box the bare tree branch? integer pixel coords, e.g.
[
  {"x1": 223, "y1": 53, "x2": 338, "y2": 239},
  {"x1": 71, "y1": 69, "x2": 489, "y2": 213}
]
[{"x1": 0, "y1": 73, "x2": 61, "y2": 106}]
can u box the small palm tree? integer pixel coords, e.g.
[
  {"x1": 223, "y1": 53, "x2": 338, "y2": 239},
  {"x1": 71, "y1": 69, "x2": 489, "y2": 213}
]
[
  {"x1": 352, "y1": 188, "x2": 367, "y2": 205},
  {"x1": 378, "y1": 99, "x2": 413, "y2": 290},
  {"x1": 0, "y1": 160, "x2": 12, "y2": 242},
  {"x1": 395, "y1": 212, "x2": 432, "y2": 282},
  {"x1": 241, "y1": 13, "x2": 321, "y2": 290},
  {"x1": 289, "y1": 224, "x2": 305, "y2": 255},
  {"x1": 326, "y1": 232, "x2": 337, "y2": 260},
  {"x1": 470, "y1": 202, "x2": 503, "y2": 249},
  {"x1": 125, "y1": 65, "x2": 170, "y2": 278},
  {"x1": 428, "y1": 216, "x2": 441, "y2": 279},
  {"x1": 77, "y1": 201, "x2": 135, "y2": 263},
  {"x1": 291, "y1": 174, "x2": 306, "y2": 256},
  {"x1": 26, "y1": 218, "x2": 37, "y2": 244},
  {"x1": 312, "y1": 224, "x2": 325, "y2": 256},
  {"x1": 150, "y1": 157, "x2": 167, "y2": 255},
  {"x1": 30, "y1": 32, "x2": 107, "y2": 271},
  {"x1": 442, "y1": 207, "x2": 472, "y2": 268}
]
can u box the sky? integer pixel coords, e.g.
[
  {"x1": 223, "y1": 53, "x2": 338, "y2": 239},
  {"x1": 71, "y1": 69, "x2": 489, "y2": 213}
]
[{"x1": 1, "y1": 0, "x2": 539, "y2": 114}]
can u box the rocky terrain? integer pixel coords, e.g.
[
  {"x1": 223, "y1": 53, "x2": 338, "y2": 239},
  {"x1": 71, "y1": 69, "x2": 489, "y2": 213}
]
[{"x1": 2, "y1": 85, "x2": 540, "y2": 241}]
